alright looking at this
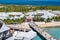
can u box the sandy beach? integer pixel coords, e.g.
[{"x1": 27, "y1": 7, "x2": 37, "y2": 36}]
[{"x1": 35, "y1": 22, "x2": 60, "y2": 28}]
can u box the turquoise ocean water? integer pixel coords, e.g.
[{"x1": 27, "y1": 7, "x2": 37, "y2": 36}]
[
  {"x1": 44, "y1": 27, "x2": 60, "y2": 40},
  {"x1": 34, "y1": 34, "x2": 42, "y2": 40},
  {"x1": 34, "y1": 27, "x2": 60, "y2": 40}
]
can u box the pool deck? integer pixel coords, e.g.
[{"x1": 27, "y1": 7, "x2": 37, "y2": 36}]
[{"x1": 29, "y1": 22, "x2": 56, "y2": 40}]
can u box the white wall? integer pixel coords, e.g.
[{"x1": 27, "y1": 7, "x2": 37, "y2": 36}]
[{"x1": 0, "y1": 12, "x2": 9, "y2": 20}]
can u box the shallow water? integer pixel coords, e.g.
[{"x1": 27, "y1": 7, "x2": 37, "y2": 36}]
[
  {"x1": 44, "y1": 27, "x2": 60, "y2": 40},
  {"x1": 34, "y1": 34, "x2": 42, "y2": 40}
]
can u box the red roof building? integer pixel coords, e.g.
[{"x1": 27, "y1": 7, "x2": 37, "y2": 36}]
[{"x1": 25, "y1": 16, "x2": 33, "y2": 22}]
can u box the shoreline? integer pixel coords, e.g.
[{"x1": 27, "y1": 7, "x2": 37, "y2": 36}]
[
  {"x1": 35, "y1": 22, "x2": 60, "y2": 28},
  {"x1": 0, "y1": 4, "x2": 60, "y2": 6}
]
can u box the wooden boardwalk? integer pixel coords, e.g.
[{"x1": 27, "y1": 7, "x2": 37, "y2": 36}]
[{"x1": 29, "y1": 22, "x2": 56, "y2": 40}]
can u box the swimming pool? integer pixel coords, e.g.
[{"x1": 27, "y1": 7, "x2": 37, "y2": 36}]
[{"x1": 44, "y1": 27, "x2": 60, "y2": 40}]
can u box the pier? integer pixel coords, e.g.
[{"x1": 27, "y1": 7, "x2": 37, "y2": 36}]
[{"x1": 29, "y1": 22, "x2": 56, "y2": 40}]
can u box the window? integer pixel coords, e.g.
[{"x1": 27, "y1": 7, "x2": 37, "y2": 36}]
[
  {"x1": 27, "y1": 19, "x2": 31, "y2": 22},
  {"x1": 0, "y1": 33, "x2": 3, "y2": 38},
  {"x1": 25, "y1": 29, "x2": 31, "y2": 32},
  {"x1": 6, "y1": 31, "x2": 9, "y2": 36},
  {"x1": 5, "y1": 31, "x2": 10, "y2": 37},
  {"x1": 16, "y1": 15, "x2": 20, "y2": 17},
  {"x1": 3, "y1": 31, "x2": 9, "y2": 38}
]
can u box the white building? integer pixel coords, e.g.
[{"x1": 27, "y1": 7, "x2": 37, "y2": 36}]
[
  {"x1": 25, "y1": 10, "x2": 58, "y2": 20},
  {"x1": 0, "y1": 12, "x2": 25, "y2": 20},
  {"x1": 36, "y1": 10, "x2": 48, "y2": 14},
  {"x1": 0, "y1": 12, "x2": 9, "y2": 20},
  {"x1": 26, "y1": 11, "x2": 37, "y2": 18},
  {"x1": 35, "y1": 10, "x2": 57, "y2": 19},
  {"x1": 52, "y1": 10, "x2": 60, "y2": 14},
  {"x1": 41, "y1": 13, "x2": 57, "y2": 19},
  {"x1": 8, "y1": 12, "x2": 24, "y2": 20},
  {"x1": 0, "y1": 10, "x2": 58, "y2": 20}
]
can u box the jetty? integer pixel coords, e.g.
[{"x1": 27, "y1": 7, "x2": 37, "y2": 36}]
[{"x1": 29, "y1": 22, "x2": 56, "y2": 40}]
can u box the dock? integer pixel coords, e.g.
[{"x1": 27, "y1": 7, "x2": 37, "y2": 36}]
[{"x1": 29, "y1": 22, "x2": 56, "y2": 40}]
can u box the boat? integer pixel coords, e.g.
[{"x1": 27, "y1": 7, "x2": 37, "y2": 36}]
[
  {"x1": 0, "y1": 20, "x2": 12, "y2": 40},
  {"x1": 6, "y1": 22, "x2": 36, "y2": 40}
]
